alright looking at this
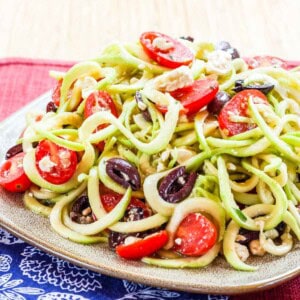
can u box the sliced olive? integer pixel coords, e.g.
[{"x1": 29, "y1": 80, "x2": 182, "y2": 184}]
[
  {"x1": 5, "y1": 144, "x2": 23, "y2": 160},
  {"x1": 46, "y1": 101, "x2": 57, "y2": 113},
  {"x1": 106, "y1": 158, "x2": 141, "y2": 191},
  {"x1": 237, "y1": 228, "x2": 259, "y2": 245},
  {"x1": 180, "y1": 36, "x2": 194, "y2": 42},
  {"x1": 233, "y1": 80, "x2": 274, "y2": 95},
  {"x1": 207, "y1": 91, "x2": 231, "y2": 115},
  {"x1": 71, "y1": 195, "x2": 89, "y2": 214},
  {"x1": 135, "y1": 91, "x2": 151, "y2": 122},
  {"x1": 158, "y1": 166, "x2": 197, "y2": 203}
]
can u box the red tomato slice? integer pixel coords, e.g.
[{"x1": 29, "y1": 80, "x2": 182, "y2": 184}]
[
  {"x1": 0, "y1": 152, "x2": 31, "y2": 192},
  {"x1": 84, "y1": 91, "x2": 118, "y2": 151},
  {"x1": 245, "y1": 56, "x2": 289, "y2": 70},
  {"x1": 140, "y1": 32, "x2": 194, "y2": 68},
  {"x1": 173, "y1": 213, "x2": 217, "y2": 257},
  {"x1": 169, "y1": 78, "x2": 219, "y2": 115},
  {"x1": 218, "y1": 89, "x2": 269, "y2": 136},
  {"x1": 52, "y1": 80, "x2": 62, "y2": 106},
  {"x1": 116, "y1": 230, "x2": 168, "y2": 260},
  {"x1": 35, "y1": 140, "x2": 78, "y2": 185},
  {"x1": 100, "y1": 190, "x2": 152, "y2": 218}
]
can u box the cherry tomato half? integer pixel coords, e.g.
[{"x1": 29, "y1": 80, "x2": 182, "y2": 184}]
[
  {"x1": 171, "y1": 78, "x2": 219, "y2": 115},
  {"x1": 140, "y1": 31, "x2": 194, "y2": 68},
  {"x1": 0, "y1": 152, "x2": 31, "y2": 192},
  {"x1": 100, "y1": 189, "x2": 152, "y2": 218},
  {"x1": 84, "y1": 91, "x2": 118, "y2": 151},
  {"x1": 116, "y1": 230, "x2": 168, "y2": 260},
  {"x1": 218, "y1": 89, "x2": 269, "y2": 136},
  {"x1": 173, "y1": 213, "x2": 217, "y2": 257},
  {"x1": 245, "y1": 55, "x2": 289, "y2": 70},
  {"x1": 35, "y1": 140, "x2": 78, "y2": 185},
  {"x1": 52, "y1": 80, "x2": 62, "y2": 106}
]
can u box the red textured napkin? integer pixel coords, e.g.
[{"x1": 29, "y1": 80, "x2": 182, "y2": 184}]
[{"x1": 0, "y1": 58, "x2": 299, "y2": 299}]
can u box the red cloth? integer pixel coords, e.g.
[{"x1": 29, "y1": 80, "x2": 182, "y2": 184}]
[{"x1": 0, "y1": 58, "x2": 299, "y2": 299}]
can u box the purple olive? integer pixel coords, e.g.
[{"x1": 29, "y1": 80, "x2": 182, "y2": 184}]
[
  {"x1": 275, "y1": 222, "x2": 286, "y2": 236},
  {"x1": 46, "y1": 101, "x2": 57, "y2": 113},
  {"x1": 71, "y1": 195, "x2": 90, "y2": 214},
  {"x1": 180, "y1": 36, "x2": 194, "y2": 42},
  {"x1": 5, "y1": 144, "x2": 23, "y2": 160},
  {"x1": 135, "y1": 91, "x2": 151, "y2": 122},
  {"x1": 207, "y1": 91, "x2": 231, "y2": 115},
  {"x1": 237, "y1": 228, "x2": 259, "y2": 245},
  {"x1": 233, "y1": 79, "x2": 274, "y2": 95},
  {"x1": 108, "y1": 206, "x2": 150, "y2": 249},
  {"x1": 106, "y1": 158, "x2": 141, "y2": 191},
  {"x1": 158, "y1": 166, "x2": 197, "y2": 203}
]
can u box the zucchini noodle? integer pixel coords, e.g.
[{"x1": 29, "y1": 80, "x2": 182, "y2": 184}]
[{"x1": 8, "y1": 33, "x2": 299, "y2": 271}]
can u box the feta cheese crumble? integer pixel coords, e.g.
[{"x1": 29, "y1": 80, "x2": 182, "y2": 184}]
[
  {"x1": 38, "y1": 155, "x2": 57, "y2": 172},
  {"x1": 152, "y1": 37, "x2": 174, "y2": 51},
  {"x1": 206, "y1": 50, "x2": 232, "y2": 75},
  {"x1": 153, "y1": 66, "x2": 194, "y2": 92}
]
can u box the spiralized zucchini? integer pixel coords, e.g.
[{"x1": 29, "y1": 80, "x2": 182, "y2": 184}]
[{"x1": 13, "y1": 33, "x2": 300, "y2": 271}]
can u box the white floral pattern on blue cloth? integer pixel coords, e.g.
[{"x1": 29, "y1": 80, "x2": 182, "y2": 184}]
[{"x1": 0, "y1": 227, "x2": 229, "y2": 300}]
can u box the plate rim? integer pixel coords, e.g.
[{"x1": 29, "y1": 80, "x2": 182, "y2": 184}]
[{"x1": 0, "y1": 90, "x2": 299, "y2": 295}]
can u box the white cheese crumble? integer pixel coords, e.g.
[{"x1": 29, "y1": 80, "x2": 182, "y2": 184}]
[
  {"x1": 59, "y1": 150, "x2": 71, "y2": 169},
  {"x1": 75, "y1": 76, "x2": 98, "y2": 99},
  {"x1": 174, "y1": 238, "x2": 182, "y2": 245},
  {"x1": 152, "y1": 37, "x2": 174, "y2": 51},
  {"x1": 124, "y1": 236, "x2": 141, "y2": 245},
  {"x1": 153, "y1": 66, "x2": 194, "y2": 92},
  {"x1": 206, "y1": 50, "x2": 232, "y2": 75},
  {"x1": 38, "y1": 155, "x2": 57, "y2": 172},
  {"x1": 175, "y1": 148, "x2": 196, "y2": 164}
]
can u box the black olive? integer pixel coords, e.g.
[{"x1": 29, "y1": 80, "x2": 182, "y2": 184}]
[
  {"x1": 158, "y1": 166, "x2": 197, "y2": 203},
  {"x1": 227, "y1": 47, "x2": 240, "y2": 59},
  {"x1": 207, "y1": 91, "x2": 231, "y2": 115},
  {"x1": 180, "y1": 36, "x2": 194, "y2": 42},
  {"x1": 237, "y1": 228, "x2": 259, "y2": 245},
  {"x1": 5, "y1": 144, "x2": 23, "y2": 160},
  {"x1": 135, "y1": 91, "x2": 151, "y2": 122},
  {"x1": 275, "y1": 222, "x2": 286, "y2": 236},
  {"x1": 232, "y1": 79, "x2": 245, "y2": 93},
  {"x1": 106, "y1": 158, "x2": 141, "y2": 191},
  {"x1": 232, "y1": 80, "x2": 274, "y2": 95},
  {"x1": 108, "y1": 206, "x2": 152, "y2": 249},
  {"x1": 46, "y1": 101, "x2": 57, "y2": 113},
  {"x1": 244, "y1": 83, "x2": 275, "y2": 95},
  {"x1": 71, "y1": 195, "x2": 89, "y2": 214}
]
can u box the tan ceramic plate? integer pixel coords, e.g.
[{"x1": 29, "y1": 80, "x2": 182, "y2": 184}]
[{"x1": 0, "y1": 91, "x2": 299, "y2": 295}]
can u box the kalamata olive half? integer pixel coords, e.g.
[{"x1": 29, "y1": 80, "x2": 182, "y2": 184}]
[
  {"x1": 71, "y1": 195, "x2": 89, "y2": 214},
  {"x1": 237, "y1": 228, "x2": 259, "y2": 245},
  {"x1": 5, "y1": 144, "x2": 23, "y2": 160},
  {"x1": 180, "y1": 36, "x2": 194, "y2": 42},
  {"x1": 233, "y1": 79, "x2": 274, "y2": 95},
  {"x1": 232, "y1": 79, "x2": 245, "y2": 93},
  {"x1": 46, "y1": 101, "x2": 57, "y2": 113},
  {"x1": 106, "y1": 158, "x2": 141, "y2": 191},
  {"x1": 158, "y1": 166, "x2": 197, "y2": 203},
  {"x1": 108, "y1": 206, "x2": 151, "y2": 249},
  {"x1": 207, "y1": 91, "x2": 231, "y2": 115},
  {"x1": 135, "y1": 91, "x2": 151, "y2": 122}
]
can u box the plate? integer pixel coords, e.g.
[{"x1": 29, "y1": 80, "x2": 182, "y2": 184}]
[{"x1": 0, "y1": 91, "x2": 299, "y2": 295}]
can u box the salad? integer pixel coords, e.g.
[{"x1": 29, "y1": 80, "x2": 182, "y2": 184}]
[{"x1": 0, "y1": 31, "x2": 300, "y2": 271}]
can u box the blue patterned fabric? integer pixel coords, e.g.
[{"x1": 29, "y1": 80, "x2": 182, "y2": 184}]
[{"x1": 0, "y1": 227, "x2": 228, "y2": 300}]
